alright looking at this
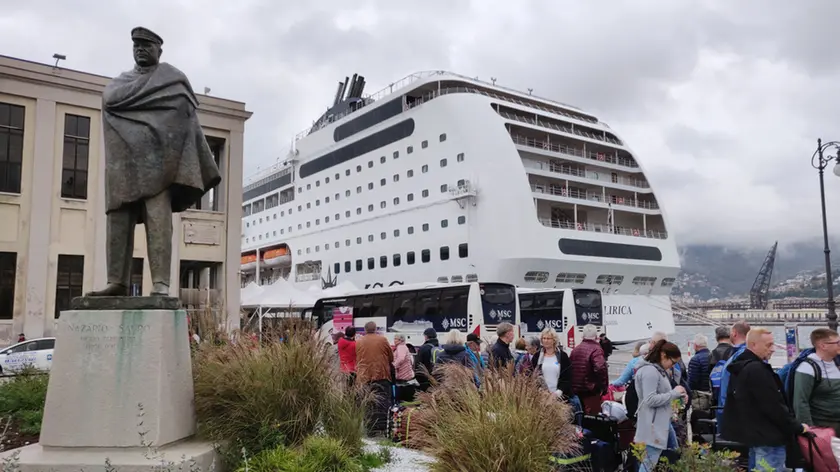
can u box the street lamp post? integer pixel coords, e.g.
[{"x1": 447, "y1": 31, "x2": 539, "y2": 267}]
[{"x1": 811, "y1": 138, "x2": 840, "y2": 331}]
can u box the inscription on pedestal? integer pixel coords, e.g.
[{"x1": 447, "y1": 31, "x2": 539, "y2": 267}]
[{"x1": 68, "y1": 323, "x2": 152, "y2": 350}]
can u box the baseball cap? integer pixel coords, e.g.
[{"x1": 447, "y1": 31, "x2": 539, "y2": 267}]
[
  {"x1": 423, "y1": 328, "x2": 437, "y2": 338},
  {"x1": 466, "y1": 333, "x2": 482, "y2": 344}
]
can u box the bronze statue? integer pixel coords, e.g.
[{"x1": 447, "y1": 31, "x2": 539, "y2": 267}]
[{"x1": 87, "y1": 27, "x2": 221, "y2": 298}]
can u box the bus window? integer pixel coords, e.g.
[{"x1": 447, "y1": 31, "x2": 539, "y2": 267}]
[
  {"x1": 372, "y1": 294, "x2": 395, "y2": 319},
  {"x1": 520, "y1": 292, "x2": 564, "y2": 333},
  {"x1": 391, "y1": 290, "x2": 418, "y2": 326},
  {"x1": 355, "y1": 295, "x2": 375, "y2": 318},
  {"x1": 439, "y1": 287, "x2": 469, "y2": 332},
  {"x1": 573, "y1": 289, "x2": 603, "y2": 326},
  {"x1": 479, "y1": 283, "x2": 516, "y2": 325}
]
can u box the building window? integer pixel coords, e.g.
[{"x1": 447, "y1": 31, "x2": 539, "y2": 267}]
[
  {"x1": 524, "y1": 271, "x2": 550, "y2": 283},
  {"x1": 393, "y1": 197, "x2": 400, "y2": 205},
  {"x1": 325, "y1": 177, "x2": 330, "y2": 184},
  {"x1": 344, "y1": 261, "x2": 351, "y2": 272},
  {"x1": 367, "y1": 258, "x2": 375, "y2": 270},
  {"x1": 368, "y1": 182, "x2": 374, "y2": 190},
  {"x1": 439, "y1": 133, "x2": 447, "y2": 142},
  {"x1": 556, "y1": 273, "x2": 587, "y2": 284},
  {"x1": 346, "y1": 190, "x2": 351, "y2": 197},
  {"x1": 346, "y1": 169, "x2": 351, "y2": 176},
  {"x1": 421, "y1": 249, "x2": 430, "y2": 263},
  {"x1": 393, "y1": 174, "x2": 400, "y2": 183},
  {"x1": 356, "y1": 260, "x2": 363, "y2": 271},
  {"x1": 55, "y1": 255, "x2": 84, "y2": 318},
  {"x1": 356, "y1": 165, "x2": 362, "y2": 172},
  {"x1": 458, "y1": 216, "x2": 466, "y2": 224},
  {"x1": 0, "y1": 103, "x2": 24, "y2": 194},
  {"x1": 407, "y1": 251, "x2": 415, "y2": 265},
  {"x1": 394, "y1": 229, "x2": 400, "y2": 237},
  {"x1": 422, "y1": 165, "x2": 428, "y2": 173},
  {"x1": 440, "y1": 246, "x2": 450, "y2": 260},
  {"x1": 368, "y1": 161, "x2": 373, "y2": 168},
  {"x1": 380, "y1": 178, "x2": 386, "y2": 187},
  {"x1": 380, "y1": 156, "x2": 386, "y2": 164},
  {"x1": 441, "y1": 184, "x2": 448, "y2": 193},
  {"x1": 421, "y1": 140, "x2": 428, "y2": 149},
  {"x1": 0, "y1": 252, "x2": 16, "y2": 320},
  {"x1": 595, "y1": 274, "x2": 624, "y2": 285},
  {"x1": 368, "y1": 204, "x2": 374, "y2": 212},
  {"x1": 380, "y1": 201, "x2": 386, "y2": 209},
  {"x1": 441, "y1": 219, "x2": 448, "y2": 228},
  {"x1": 422, "y1": 189, "x2": 429, "y2": 198},
  {"x1": 458, "y1": 243, "x2": 468, "y2": 258},
  {"x1": 356, "y1": 208, "x2": 362, "y2": 215},
  {"x1": 408, "y1": 226, "x2": 414, "y2": 234},
  {"x1": 407, "y1": 146, "x2": 413, "y2": 154},
  {"x1": 422, "y1": 223, "x2": 429, "y2": 232},
  {"x1": 393, "y1": 151, "x2": 399, "y2": 159},
  {"x1": 380, "y1": 232, "x2": 387, "y2": 240},
  {"x1": 440, "y1": 158, "x2": 447, "y2": 168},
  {"x1": 356, "y1": 237, "x2": 362, "y2": 244},
  {"x1": 335, "y1": 173, "x2": 340, "y2": 180},
  {"x1": 345, "y1": 239, "x2": 351, "y2": 246},
  {"x1": 407, "y1": 170, "x2": 414, "y2": 178},
  {"x1": 61, "y1": 114, "x2": 91, "y2": 200},
  {"x1": 393, "y1": 254, "x2": 401, "y2": 266},
  {"x1": 661, "y1": 277, "x2": 676, "y2": 287},
  {"x1": 407, "y1": 193, "x2": 414, "y2": 202},
  {"x1": 632, "y1": 276, "x2": 657, "y2": 286},
  {"x1": 334, "y1": 262, "x2": 340, "y2": 274},
  {"x1": 368, "y1": 234, "x2": 374, "y2": 242},
  {"x1": 457, "y1": 152, "x2": 465, "y2": 162},
  {"x1": 380, "y1": 256, "x2": 387, "y2": 268},
  {"x1": 357, "y1": 186, "x2": 362, "y2": 194}
]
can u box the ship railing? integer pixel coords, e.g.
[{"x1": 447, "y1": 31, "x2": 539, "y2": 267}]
[
  {"x1": 511, "y1": 134, "x2": 639, "y2": 169},
  {"x1": 497, "y1": 110, "x2": 623, "y2": 147},
  {"x1": 295, "y1": 272, "x2": 320, "y2": 283},
  {"x1": 295, "y1": 78, "x2": 611, "y2": 146},
  {"x1": 537, "y1": 218, "x2": 668, "y2": 239},
  {"x1": 531, "y1": 184, "x2": 659, "y2": 210},
  {"x1": 523, "y1": 158, "x2": 649, "y2": 189}
]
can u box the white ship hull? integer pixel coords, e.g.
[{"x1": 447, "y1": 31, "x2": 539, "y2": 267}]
[{"x1": 240, "y1": 71, "x2": 680, "y2": 344}]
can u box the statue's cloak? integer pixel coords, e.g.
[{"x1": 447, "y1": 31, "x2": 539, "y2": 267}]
[{"x1": 102, "y1": 62, "x2": 221, "y2": 216}]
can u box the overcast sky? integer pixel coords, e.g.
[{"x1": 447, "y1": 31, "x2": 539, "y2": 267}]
[{"x1": 3, "y1": 1, "x2": 839, "y2": 251}]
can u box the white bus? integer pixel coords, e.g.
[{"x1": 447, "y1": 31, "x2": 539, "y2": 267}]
[
  {"x1": 517, "y1": 288, "x2": 604, "y2": 350},
  {"x1": 311, "y1": 282, "x2": 518, "y2": 349}
]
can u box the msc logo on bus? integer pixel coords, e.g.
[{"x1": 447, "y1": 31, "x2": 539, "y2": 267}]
[
  {"x1": 441, "y1": 318, "x2": 467, "y2": 330},
  {"x1": 536, "y1": 319, "x2": 564, "y2": 330},
  {"x1": 580, "y1": 312, "x2": 601, "y2": 322},
  {"x1": 488, "y1": 309, "x2": 512, "y2": 320}
]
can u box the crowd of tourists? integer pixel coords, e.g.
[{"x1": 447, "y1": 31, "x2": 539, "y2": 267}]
[{"x1": 331, "y1": 320, "x2": 840, "y2": 471}]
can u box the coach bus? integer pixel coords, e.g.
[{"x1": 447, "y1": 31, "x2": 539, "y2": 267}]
[
  {"x1": 311, "y1": 282, "x2": 518, "y2": 348},
  {"x1": 517, "y1": 288, "x2": 604, "y2": 350}
]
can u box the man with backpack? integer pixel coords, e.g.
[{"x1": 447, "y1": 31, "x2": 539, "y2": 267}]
[
  {"x1": 790, "y1": 328, "x2": 840, "y2": 435},
  {"x1": 711, "y1": 320, "x2": 750, "y2": 426}
]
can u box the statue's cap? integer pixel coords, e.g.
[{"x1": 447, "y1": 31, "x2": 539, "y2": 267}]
[{"x1": 131, "y1": 27, "x2": 163, "y2": 46}]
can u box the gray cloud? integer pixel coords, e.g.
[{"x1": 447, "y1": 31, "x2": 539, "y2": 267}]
[{"x1": 4, "y1": 1, "x2": 840, "y2": 250}]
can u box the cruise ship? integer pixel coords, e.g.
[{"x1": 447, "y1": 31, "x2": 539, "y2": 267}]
[{"x1": 239, "y1": 71, "x2": 680, "y2": 343}]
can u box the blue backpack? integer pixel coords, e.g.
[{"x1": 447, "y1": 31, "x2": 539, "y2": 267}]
[
  {"x1": 709, "y1": 359, "x2": 727, "y2": 401},
  {"x1": 777, "y1": 348, "x2": 817, "y2": 394}
]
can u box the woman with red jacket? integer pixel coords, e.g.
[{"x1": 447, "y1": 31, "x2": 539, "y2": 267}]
[{"x1": 337, "y1": 327, "x2": 357, "y2": 385}]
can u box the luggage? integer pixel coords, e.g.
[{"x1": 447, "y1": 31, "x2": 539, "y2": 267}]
[
  {"x1": 798, "y1": 427, "x2": 840, "y2": 472},
  {"x1": 387, "y1": 404, "x2": 417, "y2": 445}
]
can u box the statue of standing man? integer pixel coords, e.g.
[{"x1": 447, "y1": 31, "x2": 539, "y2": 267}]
[{"x1": 87, "y1": 27, "x2": 221, "y2": 298}]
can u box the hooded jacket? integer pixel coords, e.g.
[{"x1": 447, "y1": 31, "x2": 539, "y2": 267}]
[{"x1": 721, "y1": 349, "x2": 804, "y2": 447}]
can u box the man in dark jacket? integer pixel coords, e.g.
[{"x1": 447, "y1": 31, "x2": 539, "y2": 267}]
[
  {"x1": 688, "y1": 333, "x2": 711, "y2": 393},
  {"x1": 709, "y1": 326, "x2": 733, "y2": 367},
  {"x1": 721, "y1": 328, "x2": 807, "y2": 471},
  {"x1": 414, "y1": 328, "x2": 439, "y2": 391},
  {"x1": 569, "y1": 324, "x2": 608, "y2": 414},
  {"x1": 490, "y1": 322, "x2": 515, "y2": 369}
]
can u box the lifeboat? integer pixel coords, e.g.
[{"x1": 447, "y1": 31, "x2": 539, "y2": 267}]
[
  {"x1": 241, "y1": 254, "x2": 257, "y2": 272},
  {"x1": 262, "y1": 247, "x2": 291, "y2": 267}
]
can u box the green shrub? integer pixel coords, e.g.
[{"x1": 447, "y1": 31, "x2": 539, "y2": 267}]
[
  {"x1": 0, "y1": 368, "x2": 49, "y2": 435},
  {"x1": 234, "y1": 445, "x2": 299, "y2": 472},
  {"x1": 193, "y1": 334, "x2": 364, "y2": 464},
  {"x1": 409, "y1": 363, "x2": 579, "y2": 472},
  {"x1": 632, "y1": 442, "x2": 743, "y2": 471},
  {"x1": 297, "y1": 436, "x2": 362, "y2": 472}
]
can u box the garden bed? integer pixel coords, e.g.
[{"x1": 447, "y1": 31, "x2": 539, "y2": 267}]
[{"x1": 0, "y1": 417, "x2": 38, "y2": 452}]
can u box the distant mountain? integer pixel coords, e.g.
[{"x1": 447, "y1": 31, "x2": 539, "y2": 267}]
[{"x1": 674, "y1": 241, "x2": 840, "y2": 301}]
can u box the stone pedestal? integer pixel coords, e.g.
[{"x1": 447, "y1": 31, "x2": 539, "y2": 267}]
[{"x1": 1, "y1": 302, "x2": 220, "y2": 471}]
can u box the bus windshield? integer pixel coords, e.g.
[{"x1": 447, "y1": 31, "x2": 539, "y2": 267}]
[
  {"x1": 519, "y1": 291, "x2": 564, "y2": 332},
  {"x1": 573, "y1": 289, "x2": 603, "y2": 326},
  {"x1": 479, "y1": 283, "x2": 516, "y2": 325}
]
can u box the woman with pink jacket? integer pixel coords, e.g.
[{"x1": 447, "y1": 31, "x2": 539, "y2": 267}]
[{"x1": 393, "y1": 334, "x2": 417, "y2": 403}]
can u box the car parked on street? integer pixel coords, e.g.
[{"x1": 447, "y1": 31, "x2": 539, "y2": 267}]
[{"x1": 0, "y1": 337, "x2": 55, "y2": 375}]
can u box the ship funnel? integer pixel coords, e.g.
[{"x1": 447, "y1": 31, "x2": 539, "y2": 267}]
[
  {"x1": 356, "y1": 75, "x2": 366, "y2": 98},
  {"x1": 332, "y1": 80, "x2": 345, "y2": 107}
]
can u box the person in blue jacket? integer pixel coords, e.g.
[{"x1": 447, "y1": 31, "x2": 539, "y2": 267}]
[{"x1": 715, "y1": 321, "x2": 751, "y2": 426}]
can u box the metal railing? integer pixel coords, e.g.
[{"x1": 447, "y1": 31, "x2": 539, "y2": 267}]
[
  {"x1": 511, "y1": 134, "x2": 639, "y2": 168},
  {"x1": 537, "y1": 218, "x2": 668, "y2": 240},
  {"x1": 530, "y1": 184, "x2": 659, "y2": 210},
  {"x1": 497, "y1": 110, "x2": 621, "y2": 146},
  {"x1": 522, "y1": 159, "x2": 649, "y2": 189},
  {"x1": 292, "y1": 70, "x2": 600, "y2": 140}
]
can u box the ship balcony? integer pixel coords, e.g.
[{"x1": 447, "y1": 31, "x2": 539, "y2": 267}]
[
  {"x1": 509, "y1": 130, "x2": 639, "y2": 172},
  {"x1": 534, "y1": 200, "x2": 668, "y2": 240},
  {"x1": 529, "y1": 177, "x2": 659, "y2": 213},
  {"x1": 522, "y1": 154, "x2": 650, "y2": 192},
  {"x1": 495, "y1": 105, "x2": 622, "y2": 147}
]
